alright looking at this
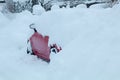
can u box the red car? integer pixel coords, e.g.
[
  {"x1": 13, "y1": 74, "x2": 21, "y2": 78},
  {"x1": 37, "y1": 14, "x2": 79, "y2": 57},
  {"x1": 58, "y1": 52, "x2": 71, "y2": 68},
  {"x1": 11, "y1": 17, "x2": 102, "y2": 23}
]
[{"x1": 27, "y1": 24, "x2": 62, "y2": 63}]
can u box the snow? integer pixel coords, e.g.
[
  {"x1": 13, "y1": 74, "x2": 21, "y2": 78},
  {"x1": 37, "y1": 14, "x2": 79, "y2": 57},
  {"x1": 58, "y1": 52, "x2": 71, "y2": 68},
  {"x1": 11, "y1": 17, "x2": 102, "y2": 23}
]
[
  {"x1": 33, "y1": 5, "x2": 45, "y2": 15},
  {"x1": 0, "y1": 3, "x2": 120, "y2": 80},
  {"x1": 0, "y1": 3, "x2": 5, "y2": 11},
  {"x1": 51, "y1": 5, "x2": 60, "y2": 10},
  {"x1": 13, "y1": 0, "x2": 29, "y2": 2}
]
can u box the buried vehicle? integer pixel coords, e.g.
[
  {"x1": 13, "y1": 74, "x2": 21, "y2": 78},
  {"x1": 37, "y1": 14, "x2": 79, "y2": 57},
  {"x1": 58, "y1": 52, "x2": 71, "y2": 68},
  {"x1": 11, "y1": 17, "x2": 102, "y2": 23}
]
[{"x1": 27, "y1": 24, "x2": 62, "y2": 63}]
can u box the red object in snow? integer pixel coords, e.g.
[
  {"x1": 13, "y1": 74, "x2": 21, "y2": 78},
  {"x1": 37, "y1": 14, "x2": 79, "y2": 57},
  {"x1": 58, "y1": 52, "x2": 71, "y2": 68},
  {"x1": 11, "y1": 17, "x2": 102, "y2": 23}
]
[
  {"x1": 50, "y1": 44, "x2": 62, "y2": 53},
  {"x1": 30, "y1": 32, "x2": 50, "y2": 62},
  {"x1": 28, "y1": 24, "x2": 62, "y2": 63}
]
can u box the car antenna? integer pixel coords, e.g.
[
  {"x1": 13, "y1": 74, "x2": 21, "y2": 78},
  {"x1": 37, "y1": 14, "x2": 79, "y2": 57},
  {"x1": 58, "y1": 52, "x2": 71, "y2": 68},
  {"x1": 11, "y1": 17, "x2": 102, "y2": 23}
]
[{"x1": 29, "y1": 23, "x2": 37, "y2": 32}]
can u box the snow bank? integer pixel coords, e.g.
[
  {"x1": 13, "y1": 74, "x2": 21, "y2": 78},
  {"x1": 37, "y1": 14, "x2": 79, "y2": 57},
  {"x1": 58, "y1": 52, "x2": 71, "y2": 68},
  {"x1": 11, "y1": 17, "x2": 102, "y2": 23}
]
[
  {"x1": 76, "y1": 4, "x2": 87, "y2": 8},
  {"x1": 33, "y1": 5, "x2": 45, "y2": 15},
  {"x1": 51, "y1": 5, "x2": 60, "y2": 10},
  {"x1": 13, "y1": 0, "x2": 29, "y2": 2},
  {"x1": 0, "y1": 3, "x2": 120, "y2": 80},
  {"x1": 0, "y1": 12, "x2": 9, "y2": 28}
]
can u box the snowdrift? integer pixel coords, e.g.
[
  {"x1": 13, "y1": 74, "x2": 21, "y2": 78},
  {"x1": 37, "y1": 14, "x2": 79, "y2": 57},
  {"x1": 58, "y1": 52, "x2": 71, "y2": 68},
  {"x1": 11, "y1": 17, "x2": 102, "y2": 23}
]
[{"x1": 0, "y1": 3, "x2": 120, "y2": 80}]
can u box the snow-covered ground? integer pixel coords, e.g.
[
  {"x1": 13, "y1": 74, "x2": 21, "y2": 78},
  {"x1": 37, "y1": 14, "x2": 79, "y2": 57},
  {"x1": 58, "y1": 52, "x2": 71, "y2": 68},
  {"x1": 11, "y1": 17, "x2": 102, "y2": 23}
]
[
  {"x1": 0, "y1": 3, "x2": 5, "y2": 11},
  {"x1": 0, "y1": 3, "x2": 120, "y2": 80}
]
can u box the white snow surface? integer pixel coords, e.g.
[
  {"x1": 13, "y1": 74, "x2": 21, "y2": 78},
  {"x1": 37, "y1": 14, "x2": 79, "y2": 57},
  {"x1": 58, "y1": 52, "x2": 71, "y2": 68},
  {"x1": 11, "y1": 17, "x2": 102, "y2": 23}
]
[
  {"x1": 0, "y1": 4, "x2": 120, "y2": 80},
  {"x1": 33, "y1": 5, "x2": 45, "y2": 15},
  {"x1": 13, "y1": 0, "x2": 29, "y2": 2}
]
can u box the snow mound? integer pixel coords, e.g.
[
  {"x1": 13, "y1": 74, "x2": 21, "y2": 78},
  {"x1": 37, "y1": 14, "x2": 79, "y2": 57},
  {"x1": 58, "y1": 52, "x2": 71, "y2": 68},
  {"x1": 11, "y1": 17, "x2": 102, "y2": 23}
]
[
  {"x1": 0, "y1": 12, "x2": 9, "y2": 28},
  {"x1": 76, "y1": 4, "x2": 87, "y2": 8},
  {"x1": 0, "y1": 3, "x2": 120, "y2": 80},
  {"x1": 51, "y1": 5, "x2": 60, "y2": 10},
  {"x1": 33, "y1": 5, "x2": 45, "y2": 15}
]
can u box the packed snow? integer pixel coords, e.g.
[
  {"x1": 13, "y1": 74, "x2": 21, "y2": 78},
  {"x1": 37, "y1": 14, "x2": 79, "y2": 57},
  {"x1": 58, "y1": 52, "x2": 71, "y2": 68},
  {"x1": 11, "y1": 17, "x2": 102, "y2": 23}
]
[
  {"x1": 33, "y1": 5, "x2": 45, "y2": 15},
  {"x1": 13, "y1": 0, "x2": 29, "y2": 2},
  {"x1": 0, "y1": 3, "x2": 120, "y2": 80}
]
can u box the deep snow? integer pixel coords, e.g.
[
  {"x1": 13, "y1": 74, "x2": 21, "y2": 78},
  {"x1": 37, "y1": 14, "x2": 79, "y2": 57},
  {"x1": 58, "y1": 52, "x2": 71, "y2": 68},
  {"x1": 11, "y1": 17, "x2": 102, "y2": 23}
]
[{"x1": 0, "y1": 3, "x2": 120, "y2": 80}]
